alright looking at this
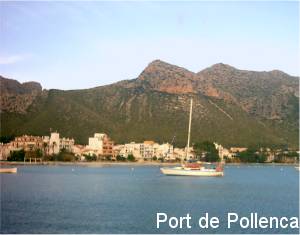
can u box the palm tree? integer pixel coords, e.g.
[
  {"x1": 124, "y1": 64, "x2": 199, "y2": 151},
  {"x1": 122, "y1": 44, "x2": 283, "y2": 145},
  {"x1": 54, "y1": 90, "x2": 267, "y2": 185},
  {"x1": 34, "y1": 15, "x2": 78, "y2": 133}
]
[
  {"x1": 52, "y1": 141, "x2": 57, "y2": 155},
  {"x1": 51, "y1": 141, "x2": 58, "y2": 162},
  {"x1": 43, "y1": 142, "x2": 48, "y2": 157}
]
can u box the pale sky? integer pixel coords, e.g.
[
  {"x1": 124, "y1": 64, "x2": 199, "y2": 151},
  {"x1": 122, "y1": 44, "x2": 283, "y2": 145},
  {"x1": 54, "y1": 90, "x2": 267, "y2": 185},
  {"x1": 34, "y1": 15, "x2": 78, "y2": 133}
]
[{"x1": 0, "y1": 1, "x2": 299, "y2": 90}]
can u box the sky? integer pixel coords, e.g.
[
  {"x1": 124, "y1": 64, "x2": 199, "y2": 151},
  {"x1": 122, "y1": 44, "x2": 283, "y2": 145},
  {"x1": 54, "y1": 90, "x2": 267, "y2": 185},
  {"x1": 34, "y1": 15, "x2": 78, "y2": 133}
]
[{"x1": 0, "y1": 1, "x2": 299, "y2": 90}]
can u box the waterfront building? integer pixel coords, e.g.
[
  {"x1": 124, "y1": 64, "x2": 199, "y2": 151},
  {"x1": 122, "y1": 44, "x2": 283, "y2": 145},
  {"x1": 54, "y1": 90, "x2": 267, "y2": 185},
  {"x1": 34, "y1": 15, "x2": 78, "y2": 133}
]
[
  {"x1": 60, "y1": 137, "x2": 75, "y2": 152},
  {"x1": 47, "y1": 132, "x2": 74, "y2": 155},
  {"x1": 184, "y1": 146, "x2": 195, "y2": 160},
  {"x1": 266, "y1": 151, "x2": 275, "y2": 162},
  {"x1": 0, "y1": 143, "x2": 14, "y2": 160},
  {"x1": 214, "y1": 143, "x2": 233, "y2": 161},
  {"x1": 173, "y1": 147, "x2": 185, "y2": 160},
  {"x1": 117, "y1": 141, "x2": 174, "y2": 161},
  {"x1": 0, "y1": 135, "x2": 48, "y2": 160},
  {"x1": 73, "y1": 144, "x2": 85, "y2": 157},
  {"x1": 88, "y1": 133, "x2": 105, "y2": 150},
  {"x1": 141, "y1": 141, "x2": 174, "y2": 160},
  {"x1": 112, "y1": 144, "x2": 124, "y2": 157},
  {"x1": 119, "y1": 142, "x2": 143, "y2": 159},
  {"x1": 230, "y1": 147, "x2": 248, "y2": 155},
  {"x1": 49, "y1": 132, "x2": 60, "y2": 154},
  {"x1": 87, "y1": 133, "x2": 114, "y2": 159},
  {"x1": 0, "y1": 132, "x2": 75, "y2": 159},
  {"x1": 10, "y1": 135, "x2": 44, "y2": 152},
  {"x1": 141, "y1": 140, "x2": 155, "y2": 160},
  {"x1": 154, "y1": 143, "x2": 174, "y2": 160}
]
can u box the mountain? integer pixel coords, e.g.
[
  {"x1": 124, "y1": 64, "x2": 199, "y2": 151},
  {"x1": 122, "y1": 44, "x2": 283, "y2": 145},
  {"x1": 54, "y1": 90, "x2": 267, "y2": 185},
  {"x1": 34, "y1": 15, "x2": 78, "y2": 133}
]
[
  {"x1": 0, "y1": 76, "x2": 42, "y2": 113},
  {"x1": 0, "y1": 60, "x2": 299, "y2": 148}
]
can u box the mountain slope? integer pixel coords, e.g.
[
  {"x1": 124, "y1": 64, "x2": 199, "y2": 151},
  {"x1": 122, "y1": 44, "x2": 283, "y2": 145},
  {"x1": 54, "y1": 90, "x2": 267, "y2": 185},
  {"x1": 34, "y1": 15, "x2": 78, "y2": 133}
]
[{"x1": 0, "y1": 61, "x2": 299, "y2": 148}]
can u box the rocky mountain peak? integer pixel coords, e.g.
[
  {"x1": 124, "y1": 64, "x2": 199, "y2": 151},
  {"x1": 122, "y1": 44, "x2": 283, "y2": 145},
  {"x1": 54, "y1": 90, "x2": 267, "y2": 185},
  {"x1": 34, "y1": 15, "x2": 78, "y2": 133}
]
[
  {"x1": 0, "y1": 76, "x2": 43, "y2": 113},
  {"x1": 22, "y1": 82, "x2": 42, "y2": 93},
  {"x1": 0, "y1": 76, "x2": 42, "y2": 94},
  {"x1": 199, "y1": 63, "x2": 237, "y2": 74},
  {"x1": 138, "y1": 60, "x2": 194, "y2": 80},
  {"x1": 136, "y1": 60, "x2": 196, "y2": 94}
]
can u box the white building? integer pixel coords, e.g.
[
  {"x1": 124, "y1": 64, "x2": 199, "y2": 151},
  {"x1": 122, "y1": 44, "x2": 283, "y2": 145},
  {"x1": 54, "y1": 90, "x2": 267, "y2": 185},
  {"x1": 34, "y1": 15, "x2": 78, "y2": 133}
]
[
  {"x1": 154, "y1": 143, "x2": 174, "y2": 160},
  {"x1": 49, "y1": 132, "x2": 60, "y2": 154},
  {"x1": 174, "y1": 148, "x2": 186, "y2": 160},
  {"x1": 48, "y1": 132, "x2": 74, "y2": 155},
  {"x1": 117, "y1": 141, "x2": 174, "y2": 161},
  {"x1": 119, "y1": 142, "x2": 143, "y2": 159},
  {"x1": 87, "y1": 133, "x2": 114, "y2": 158},
  {"x1": 173, "y1": 147, "x2": 195, "y2": 161},
  {"x1": 214, "y1": 143, "x2": 226, "y2": 161},
  {"x1": 88, "y1": 133, "x2": 106, "y2": 151},
  {"x1": 60, "y1": 137, "x2": 75, "y2": 152}
]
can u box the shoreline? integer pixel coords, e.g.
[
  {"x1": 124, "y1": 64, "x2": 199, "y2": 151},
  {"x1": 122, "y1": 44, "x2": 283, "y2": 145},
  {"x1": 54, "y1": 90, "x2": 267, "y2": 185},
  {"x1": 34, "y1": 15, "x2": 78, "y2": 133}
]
[
  {"x1": 0, "y1": 161, "x2": 298, "y2": 167},
  {"x1": 0, "y1": 161, "x2": 179, "y2": 167}
]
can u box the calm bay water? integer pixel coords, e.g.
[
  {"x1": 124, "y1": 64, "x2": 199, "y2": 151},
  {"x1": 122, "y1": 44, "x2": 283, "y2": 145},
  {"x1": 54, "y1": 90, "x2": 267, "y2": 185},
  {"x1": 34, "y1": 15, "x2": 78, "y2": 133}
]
[{"x1": 1, "y1": 165, "x2": 299, "y2": 233}]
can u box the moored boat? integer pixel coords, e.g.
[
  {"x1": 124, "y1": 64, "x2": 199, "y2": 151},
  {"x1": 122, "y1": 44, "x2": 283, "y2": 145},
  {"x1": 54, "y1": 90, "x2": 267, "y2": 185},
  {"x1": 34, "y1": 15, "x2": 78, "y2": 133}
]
[
  {"x1": 0, "y1": 167, "x2": 17, "y2": 173},
  {"x1": 161, "y1": 166, "x2": 224, "y2": 177},
  {"x1": 160, "y1": 98, "x2": 224, "y2": 177}
]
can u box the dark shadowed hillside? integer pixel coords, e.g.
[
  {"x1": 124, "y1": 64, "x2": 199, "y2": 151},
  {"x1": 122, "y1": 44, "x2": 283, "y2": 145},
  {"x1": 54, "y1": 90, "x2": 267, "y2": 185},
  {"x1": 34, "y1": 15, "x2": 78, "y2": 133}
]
[{"x1": 0, "y1": 60, "x2": 299, "y2": 148}]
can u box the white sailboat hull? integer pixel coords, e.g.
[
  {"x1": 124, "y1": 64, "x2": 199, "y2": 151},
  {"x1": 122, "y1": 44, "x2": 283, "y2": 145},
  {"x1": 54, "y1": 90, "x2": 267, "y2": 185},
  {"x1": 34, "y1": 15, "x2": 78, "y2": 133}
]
[
  {"x1": 160, "y1": 167, "x2": 224, "y2": 177},
  {"x1": 0, "y1": 168, "x2": 17, "y2": 173}
]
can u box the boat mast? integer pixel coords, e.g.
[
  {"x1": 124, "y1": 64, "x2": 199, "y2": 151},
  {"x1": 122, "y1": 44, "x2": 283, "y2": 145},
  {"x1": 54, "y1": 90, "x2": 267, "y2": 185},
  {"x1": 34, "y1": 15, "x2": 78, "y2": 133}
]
[{"x1": 185, "y1": 98, "x2": 193, "y2": 162}]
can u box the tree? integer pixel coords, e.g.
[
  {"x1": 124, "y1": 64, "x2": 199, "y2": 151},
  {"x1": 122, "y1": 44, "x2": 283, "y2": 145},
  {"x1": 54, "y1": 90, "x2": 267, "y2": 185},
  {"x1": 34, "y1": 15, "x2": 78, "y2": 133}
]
[
  {"x1": 36, "y1": 148, "x2": 43, "y2": 158},
  {"x1": 25, "y1": 151, "x2": 36, "y2": 160},
  {"x1": 127, "y1": 154, "x2": 135, "y2": 162},
  {"x1": 56, "y1": 148, "x2": 76, "y2": 161},
  {"x1": 0, "y1": 135, "x2": 15, "y2": 144},
  {"x1": 52, "y1": 141, "x2": 57, "y2": 155},
  {"x1": 43, "y1": 142, "x2": 48, "y2": 156},
  {"x1": 235, "y1": 148, "x2": 267, "y2": 163},
  {"x1": 194, "y1": 141, "x2": 220, "y2": 162},
  {"x1": 7, "y1": 150, "x2": 25, "y2": 161},
  {"x1": 286, "y1": 151, "x2": 299, "y2": 159},
  {"x1": 116, "y1": 155, "x2": 126, "y2": 161},
  {"x1": 84, "y1": 154, "x2": 97, "y2": 161}
]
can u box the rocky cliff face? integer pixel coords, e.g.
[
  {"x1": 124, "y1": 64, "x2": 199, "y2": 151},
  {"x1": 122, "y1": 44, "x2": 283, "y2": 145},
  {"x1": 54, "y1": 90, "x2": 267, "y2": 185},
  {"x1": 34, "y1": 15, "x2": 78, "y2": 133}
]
[
  {"x1": 197, "y1": 63, "x2": 299, "y2": 121},
  {"x1": 137, "y1": 60, "x2": 197, "y2": 93},
  {"x1": 0, "y1": 76, "x2": 43, "y2": 113},
  {"x1": 0, "y1": 61, "x2": 299, "y2": 147},
  {"x1": 119, "y1": 60, "x2": 298, "y2": 122}
]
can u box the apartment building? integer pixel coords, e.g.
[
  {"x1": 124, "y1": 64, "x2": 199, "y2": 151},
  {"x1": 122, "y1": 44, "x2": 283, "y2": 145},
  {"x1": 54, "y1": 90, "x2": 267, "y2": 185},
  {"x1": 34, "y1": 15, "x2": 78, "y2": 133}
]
[
  {"x1": 10, "y1": 135, "x2": 44, "y2": 152},
  {"x1": 117, "y1": 141, "x2": 174, "y2": 161},
  {"x1": 88, "y1": 133, "x2": 114, "y2": 159}
]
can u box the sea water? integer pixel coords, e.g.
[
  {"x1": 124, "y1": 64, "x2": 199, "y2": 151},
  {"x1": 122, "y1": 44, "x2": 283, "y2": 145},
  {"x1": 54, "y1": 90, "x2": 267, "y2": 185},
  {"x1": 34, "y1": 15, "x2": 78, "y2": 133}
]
[{"x1": 1, "y1": 165, "x2": 299, "y2": 233}]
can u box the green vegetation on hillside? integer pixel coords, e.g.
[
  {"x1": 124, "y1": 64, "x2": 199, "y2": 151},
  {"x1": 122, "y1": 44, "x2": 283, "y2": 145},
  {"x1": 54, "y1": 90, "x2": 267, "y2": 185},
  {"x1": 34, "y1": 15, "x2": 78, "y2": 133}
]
[{"x1": 1, "y1": 87, "x2": 298, "y2": 148}]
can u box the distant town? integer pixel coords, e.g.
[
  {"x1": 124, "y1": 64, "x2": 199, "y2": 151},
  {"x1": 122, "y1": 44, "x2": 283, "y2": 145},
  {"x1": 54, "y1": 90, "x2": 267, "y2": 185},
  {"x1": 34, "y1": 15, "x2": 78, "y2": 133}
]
[{"x1": 0, "y1": 132, "x2": 299, "y2": 164}]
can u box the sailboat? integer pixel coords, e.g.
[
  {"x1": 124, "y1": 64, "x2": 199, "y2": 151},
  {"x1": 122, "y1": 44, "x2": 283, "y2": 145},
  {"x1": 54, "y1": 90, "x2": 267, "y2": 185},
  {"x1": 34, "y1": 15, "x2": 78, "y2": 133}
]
[{"x1": 160, "y1": 98, "x2": 224, "y2": 177}]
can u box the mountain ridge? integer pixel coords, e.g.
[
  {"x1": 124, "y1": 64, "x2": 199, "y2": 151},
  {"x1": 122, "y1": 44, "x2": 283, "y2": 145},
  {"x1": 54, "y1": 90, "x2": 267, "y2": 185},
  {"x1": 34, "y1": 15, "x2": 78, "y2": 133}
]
[{"x1": 1, "y1": 60, "x2": 299, "y2": 148}]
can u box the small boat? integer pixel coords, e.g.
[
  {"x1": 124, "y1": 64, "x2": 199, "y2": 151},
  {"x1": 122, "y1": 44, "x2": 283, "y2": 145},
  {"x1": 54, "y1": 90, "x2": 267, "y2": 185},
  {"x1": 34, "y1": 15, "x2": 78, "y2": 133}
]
[
  {"x1": 161, "y1": 98, "x2": 224, "y2": 177},
  {"x1": 0, "y1": 167, "x2": 17, "y2": 173}
]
